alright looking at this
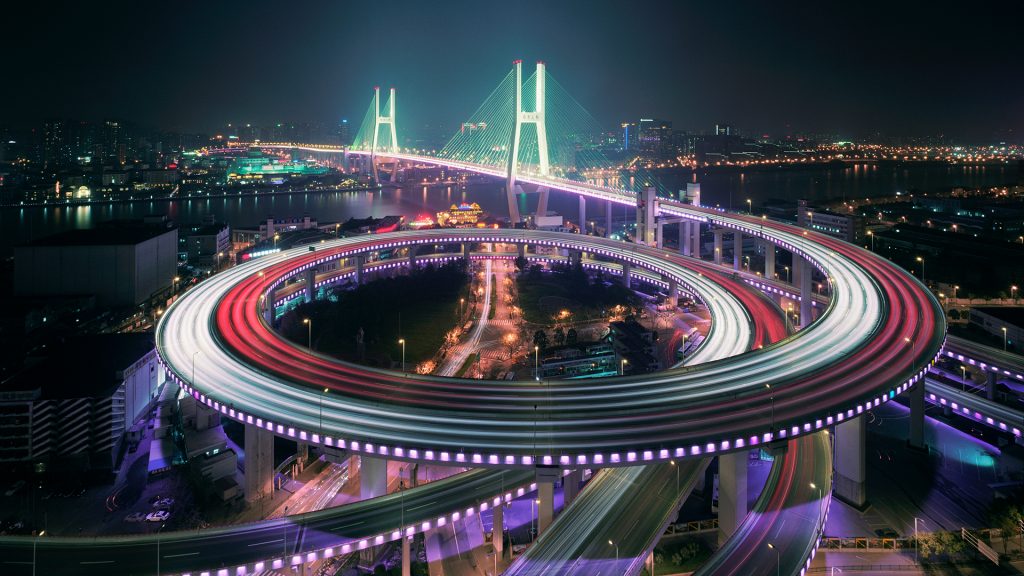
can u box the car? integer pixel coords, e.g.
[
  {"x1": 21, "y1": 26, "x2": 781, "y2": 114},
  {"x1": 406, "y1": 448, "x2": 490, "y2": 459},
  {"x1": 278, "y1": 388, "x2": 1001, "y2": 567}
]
[
  {"x1": 124, "y1": 512, "x2": 146, "y2": 523},
  {"x1": 145, "y1": 510, "x2": 170, "y2": 522},
  {"x1": 152, "y1": 497, "x2": 175, "y2": 508}
]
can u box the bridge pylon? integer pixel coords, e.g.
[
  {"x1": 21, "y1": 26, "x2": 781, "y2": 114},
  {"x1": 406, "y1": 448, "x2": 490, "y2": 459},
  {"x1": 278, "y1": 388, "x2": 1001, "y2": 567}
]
[
  {"x1": 506, "y1": 60, "x2": 549, "y2": 224},
  {"x1": 371, "y1": 86, "x2": 398, "y2": 183}
]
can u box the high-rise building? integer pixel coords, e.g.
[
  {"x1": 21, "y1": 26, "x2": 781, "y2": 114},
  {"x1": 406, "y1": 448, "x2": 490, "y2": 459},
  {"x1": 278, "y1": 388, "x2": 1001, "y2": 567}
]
[
  {"x1": 637, "y1": 119, "x2": 673, "y2": 159},
  {"x1": 42, "y1": 119, "x2": 72, "y2": 171}
]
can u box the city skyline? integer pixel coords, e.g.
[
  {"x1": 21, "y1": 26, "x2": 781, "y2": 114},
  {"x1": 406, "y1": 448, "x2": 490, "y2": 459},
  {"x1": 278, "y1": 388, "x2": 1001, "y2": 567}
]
[{"x1": 2, "y1": 1, "x2": 1022, "y2": 141}]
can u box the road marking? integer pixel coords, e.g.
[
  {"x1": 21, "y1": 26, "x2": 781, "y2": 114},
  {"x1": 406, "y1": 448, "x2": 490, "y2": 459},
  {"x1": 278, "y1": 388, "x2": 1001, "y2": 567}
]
[
  {"x1": 4, "y1": 561, "x2": 33, "y2": 565},
  {"x1": 80, "y1": 560, "x2": 115, "y2": 564},
  {"x1": 163, "y1": 552, "x2": 200, "y2": 558},
  {"x1": 247, "y1": 538, "x2": 283, "y2": 547},
  {"x1": 331, "y1": 521, "x2": 365, "y2": 532},
  {"x1": 407, "y1": 501, "x2": 437, "y2": 512}
]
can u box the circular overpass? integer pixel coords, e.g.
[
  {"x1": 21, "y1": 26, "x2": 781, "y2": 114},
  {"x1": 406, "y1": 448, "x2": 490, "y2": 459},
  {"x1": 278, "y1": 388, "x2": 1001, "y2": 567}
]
[{"x1": 156, "y1": 219, "x2": 944, "y2": 468}]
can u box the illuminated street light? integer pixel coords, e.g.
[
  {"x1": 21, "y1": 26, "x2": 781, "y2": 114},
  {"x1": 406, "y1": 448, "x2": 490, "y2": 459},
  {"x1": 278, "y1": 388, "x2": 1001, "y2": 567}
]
[
  {"x1": 399, "y1": 338, "x2": 406, "y2": 373},
  {"x1": 620, "y1": 358, "x2": 628, "y2": 376},
  {"x1": 915, "y1": 256, "x2": 924, "y2": 282},
  {"x1": 867, "y1": 230, "x2": 874, "y2": 252},
  {"x1": 767, "y1": 542, "x2": 779, "y2": 576},
  {"x1": 1003, "y1": 327, "x2": 1008, "y2": 351},
  {"x1": 534, "y1": 345, "x2": 540, "y2": 381},
  {"x1": 608, "y1": 540, "x2": 619, "y2": 564}
]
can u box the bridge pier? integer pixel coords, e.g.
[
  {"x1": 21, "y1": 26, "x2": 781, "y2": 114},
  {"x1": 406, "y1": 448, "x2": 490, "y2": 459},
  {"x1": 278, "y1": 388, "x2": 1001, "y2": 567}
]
[
  {"x1": 717, "y1": 451, "x2": 749, "y2": 546},
  {"x1": 713, "y1": 230, "x2": 724, "y2": 265},
  {"x1": 656, "y1": 220, "x2": 665, "y2": 249},
  {"x1": 244, "y1": 424, "x2": 275, "y2": 503},
  {"x1": 517, "y1": 243, "x2": 526, "y2": 260},
  {"x1": 605, "y1": 200, "x2": 613, "y2": 237},
  {"x1": 408, "y1": 246, "x2": 417, "y2": 270},
  {"x1": 463, "y1": 242, "x2": 471, "y2": 264},
  {"x1": 535, "y1": 186, "x2": 549, "y2": 219},
  {"x1": 264, "y1": 289, "x2": 276, "y2": 325},
  {"x1": 763, "y1": 240, "x2": 776, "y2": 279},
  {"x1": 579, "y1": 196, "x2": 586, "y2": 234},
  {"x1": 909, "y1": 382, "x2": 926, "y2": 450},
  {"x1": 563, "y1": 468, "x2": 582, "y2": 506},
  {"x1": 667, "y1": 277, "x2": 679, "y2": 307},
  {"x1": 538, "y1": 480, "x2": 554, "y2": 536},
  {"x1": 296, "y1": 441, "x2": 309, "y2": 464},
  {"x1": 987, "y1": 371, "x2": 997, "y2": 400},
  {"x1": 353, "y1": 255, "x2": 365, "y2": 285},
  {"x1": 798, "y1": 256, "x2": 813, "y2": 328},
  {"x1": 401, "y1": 535, "x2": 411, "y2": 576},
  {"x1": 835, "y1": 416, "x2": 867, "y2": 509},
  {"x1": 360, "y1": 455, "x2": 388, "y2": 500},
  {"x1": 733, "y1": 231, "x2": 743, "y2": 272},
  {"x1": 680, "y1": 221, "x2": 690, "y2": 256},
  {"x1": 691, "y1": 221, "x2": 702, "y2": 258},
  {"x1": 621, "y1": 263, "x2": 632, "y2": 289},
  {"x1": 493, "y1": 501, "x2": 504, "y2": 555},
  {"x1": 569, "y1": 250, "x2": 582, "y2": 268},
  {"x1": 304, "y1": 267, "x2": 316, "y2": 303}
]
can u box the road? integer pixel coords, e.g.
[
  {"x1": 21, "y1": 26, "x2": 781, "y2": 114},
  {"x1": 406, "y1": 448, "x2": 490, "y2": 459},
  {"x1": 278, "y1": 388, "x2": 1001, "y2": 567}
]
[
  {"x1": 0, "y1": 469, "x2": 535, "y2": 576},
  {"x1": 437, "y1": 259, "x2": 493, "y2": 377}
]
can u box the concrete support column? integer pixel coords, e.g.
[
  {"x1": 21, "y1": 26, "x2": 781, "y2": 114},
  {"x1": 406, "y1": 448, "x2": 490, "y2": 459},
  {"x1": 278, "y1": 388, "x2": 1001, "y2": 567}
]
[
  {"x1": 656, "y1": 220, "x2": 665, "y2": 249},
  {"x1": 408, "y1": 246, "x2": 417, "y2": 270},
  {"x1": 569, "y1": 250, "x2": 582, "y2": 268},
  {"x1": 680, "y1": 222, "x2": 690, "y2": 256},
  {"x1": 987, "y1": 371, "x2": 997, "y2": 400},
  {"x1": 354, "y1": 255, "x2": 365, "y2": 285},
  {"x1": 264, "y1": 289, "x2": 275, "y2": 324},
  {"x1": 563, "y1": 468, "x2": 582, "y2": 506},
  {"x1": 296, "y1": 441, "x2": 309, "y2": 464},
  {"x1": 463, "y1": 242, "x2": 471, "y2": 263},
  {"x1": 360, "y1": 455, "x2": 388, "y2": 500},
  {"x1": 692, "y1": 222, "x2": 702, "y2": 258},
  {"x1": 579, "y1": 195, "x2": 586, "y2": 234},
  {"x1": 909, "y1": 382, "x2": 926, "y2": 450},
  {"x1": 717, "y1": 451, "x2": 749, "y2": 545},
  {"x1": 713, "y1": 230, "x2": 724, "y2": 265},
  {"x1": 244, "y1": 424, "x2": 274, "y2": 503},
  {"x1": 798, "y1": 256, "x2": 813, "y2": 328},
  {"x1": 667, "y1": 278, "x2": 679, "y2": 307},
  {"x1": 492, "y1": 502, "x2": 504, "y2": 554},
  {"x1": 835, "y1": 416, "x2": 867, "y2": 508},
  {"x1": 605, "y1": 200, "x2": 613, "y2": 237},
  {"x1": 304, "y1": 267, "x2": 316, "y2": 303},
  {"x1": 538, "y1": 480, "x2": 554, "y2": 536},
  {"x1": 517, "y1": 243, "x2": 525, "y2": 259},
  {"x1": 763, "y1": 241, "x2": 776, "y2": 280},
  {"x1": 621, "y1": 263, "x2": 632, "y2": 289},
  {"x1": 733, "y1": 231, "x2": 743, "y2": 271},
  {"x1": 401, "y1": 536, "x2": 411, "y2": 576},
  {"x1": 536, "y1": 186, "x2": 550, "y2": 218}
]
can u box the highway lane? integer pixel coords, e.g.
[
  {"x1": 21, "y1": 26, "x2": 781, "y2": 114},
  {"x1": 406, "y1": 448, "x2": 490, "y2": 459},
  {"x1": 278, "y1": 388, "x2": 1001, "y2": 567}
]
[
  {"x1": 693, "y1": 431, "x2": 832, "y2": 576},
  {"x1": 504, "y1": 461, "x2": 710, "y2": 576},
  {"x1": 157, "y1": 222, "x2": 943, "y2": 464},
  {"x1": 0, "y1": 469, "x2": 534, "y2": 576}
]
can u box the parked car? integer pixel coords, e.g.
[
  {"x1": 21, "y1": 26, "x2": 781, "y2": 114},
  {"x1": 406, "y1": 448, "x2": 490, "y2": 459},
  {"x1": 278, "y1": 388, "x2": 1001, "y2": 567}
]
[{"x1": 124, "y1": 512, "x2": 147, "y2": 523}]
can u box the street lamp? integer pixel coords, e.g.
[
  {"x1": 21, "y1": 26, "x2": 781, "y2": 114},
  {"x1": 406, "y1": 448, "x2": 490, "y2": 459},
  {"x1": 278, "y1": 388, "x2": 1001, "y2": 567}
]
[
  {"x1": 867, "y1": 230, "x2": 874, "y2": 252},
  {"x1": 157, "y1": 523, "x2": 166, "y2": 576},
  {"x1": 191, "y1": 350, "x2": 200, "y2": 386},
  {"x1": 905, "y1": 336, "x2": 917, "y2": 375},
  {"x1": 1003, "y1": 327, "x2": 1008, "y2": 351},
  {"x1": 767, "y1": 542, "x2": 779, "y2": 576},
  {"x1": 784, "y1": 265, "x2": 791, "y2": 284},
  {"x1": 460, "y1": 298, "x2": 465, "y2": 320},
  {"x1": 746, "y1": 198, "x2": 752, "y2": 214},
  {"x1": 303, "y1": 318, "x2": 312, "y2": 350},
  {"x1": 534, "y1": 345, "x2": 540, "y2": 381},
  {"x1": 1012, "y1": 285, "x2": 1018, "y2": 303},
  {"x1": 670, "y1": 460, "x2": 679, "y2": 493},
  {"x1": 620, "y1": 358, "x2": 628, "y2": 376},
  {"x1": 766, "y1": 383, "x2": 774, "y2": 437},
  {"x1": 398, "y1": 338, "x2": 406, "y2": 373},
  {"x1": 608, "y1": 540, "x2": 619, "y2": 564},
  {"x1": 32, "y1": 530, "x2": 45, "y2": 576},
  {"x1": 320, "y1": 387, "x2": 328, "y2": 438},
  {"x1": 961, "y1": 366, "x2": 968, "y2": 392},
  {"x1": 915, "y1": 256, "x2": 924, "y2": 283},
  {"x1": 914, "y1": 517, "x2": 925, "y2": 563}
]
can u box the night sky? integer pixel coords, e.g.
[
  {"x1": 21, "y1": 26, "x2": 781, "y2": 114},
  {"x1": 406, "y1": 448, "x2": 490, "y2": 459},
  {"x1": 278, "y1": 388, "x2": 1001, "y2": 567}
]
[{"x1": 3, "y1": 1, "x2": 1021, "y2": 141}]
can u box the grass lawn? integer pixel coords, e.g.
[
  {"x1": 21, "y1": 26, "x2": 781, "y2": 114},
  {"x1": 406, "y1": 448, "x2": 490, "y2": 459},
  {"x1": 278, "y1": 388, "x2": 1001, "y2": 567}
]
[{"x1": 517, "y1": 264, "x2": 638, "y2": 325}]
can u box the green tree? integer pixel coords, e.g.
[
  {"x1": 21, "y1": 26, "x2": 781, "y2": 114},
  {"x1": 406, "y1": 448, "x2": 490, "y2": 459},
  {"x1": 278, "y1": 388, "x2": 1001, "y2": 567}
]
[
  {"x1": 533, "y1": 330, "x2": 549, "y2": 352},
  {"x1": 566, "y1": 328, "x2": 578, "y2": 345},
  {"x1": 553, "y1": 326, "x2": 566, "y2": 346}
]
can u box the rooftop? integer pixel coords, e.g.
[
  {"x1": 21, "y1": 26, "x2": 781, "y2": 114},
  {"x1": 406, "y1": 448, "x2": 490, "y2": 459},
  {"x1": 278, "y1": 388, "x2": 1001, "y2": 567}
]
[
  {"x1": 24, "y1": 220, "x2": 176, "y2": 247},
  {"x1": 0, "y1": 333, "x2": 155, "y2": 399}
]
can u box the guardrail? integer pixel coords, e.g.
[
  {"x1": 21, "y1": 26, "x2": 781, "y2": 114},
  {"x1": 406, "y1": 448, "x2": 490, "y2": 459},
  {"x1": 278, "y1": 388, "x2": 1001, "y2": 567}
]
[{"x1": 820, "y1": 537, "x2": 912, "y2": 550}]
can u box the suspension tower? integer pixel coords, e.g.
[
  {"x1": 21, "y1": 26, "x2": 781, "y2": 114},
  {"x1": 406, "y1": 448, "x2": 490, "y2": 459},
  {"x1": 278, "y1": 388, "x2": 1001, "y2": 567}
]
[
  {"x1": 506, "y1": 60, "x2": 549, "y2": 224},
  {"x1": 370, "y1": 86, "x2": 397, "y2": 183}
]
